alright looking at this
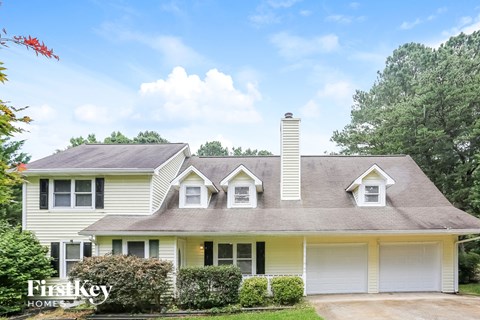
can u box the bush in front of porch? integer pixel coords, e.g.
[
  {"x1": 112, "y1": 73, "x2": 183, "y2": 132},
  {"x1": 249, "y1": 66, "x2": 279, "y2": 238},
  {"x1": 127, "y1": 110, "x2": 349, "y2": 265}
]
[
  {"x1": 176, "y1": 265, "x2": 242, "y2": 309},
  {"x1": 239, "y1": 277, "x2": 268, "y2": 307}
]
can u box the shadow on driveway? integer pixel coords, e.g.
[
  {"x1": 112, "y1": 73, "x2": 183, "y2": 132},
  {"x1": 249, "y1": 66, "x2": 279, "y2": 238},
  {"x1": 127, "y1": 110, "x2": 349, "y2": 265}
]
[{"x1": 308, "y1": 293, "x2": 480, "y2": 320}]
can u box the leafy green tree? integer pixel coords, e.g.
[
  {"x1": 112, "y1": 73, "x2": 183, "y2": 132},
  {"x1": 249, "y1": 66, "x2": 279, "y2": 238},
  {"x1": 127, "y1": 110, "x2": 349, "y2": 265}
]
[
  {"x1": 104, "y1": 131, "x2": 132, "y2": 144},
  {"x1": 133, "y1": 130, "x2": 169, "y2": 144},
  {"x1": 0, "y1": 223, "x2": 54, "y2": 315},
  {"x1": 69, "y1": 133, "x2": 99, "y2": 147},
  {"x1": 232, "y1": 146, "x2": 272, "y2": 156},
  {"x1": 197, "y1": 141, "x2": 229, "y2": 156},
  {"x1": 0, "y1": 138, "x2": 30, "y2": 225},
  {"x1": 332, "y1": 32, "x2": 480, "y2": 215}
]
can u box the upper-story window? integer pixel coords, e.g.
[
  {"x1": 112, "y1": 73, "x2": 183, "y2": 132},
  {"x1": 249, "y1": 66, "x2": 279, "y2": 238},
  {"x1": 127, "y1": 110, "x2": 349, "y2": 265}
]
[
  {"x1": 345, "y1": 164, "x2": 395, "y2": 207},
  {"x1": 220, "y1": 165, "x2": 263, "y2": 209},
  {"x1": 53, "y1": 179, "x2": 94, "y2": 208},
  {"x1": 172, "y1": 166, "x2": 219, "y2": 209},
  {"x1": 364, "y1": 185, "x2": 380, "y2": 203},
  {"x1": 234, "y1": 186, "x2": 250, "y2": 204},
  {"x1": 185, "y1": 186, "x2": 202, "y2": 205}
]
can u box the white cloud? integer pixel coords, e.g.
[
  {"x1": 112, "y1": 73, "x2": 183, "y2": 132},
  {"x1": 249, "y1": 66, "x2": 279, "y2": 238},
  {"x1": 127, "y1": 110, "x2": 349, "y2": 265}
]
[
  {"x1": 74, "y1": 104, "x2": 112, "y2": 124},
  {"x1": 432, "y1": 14, "x2": 480, "y2": 47},
  {"x1": 400, "y1": 18, "x2": 421, "y2": 30},
  {"x1": 317, "y1": 81, "x2": 355, "y2": 106},
  {"x1": 349, "y1": 2, "x2": 360, "y2": 9},
  {"x1": 249, "y1": 12, "x2": 281, "y2": 26},
  {"x1": 139, "y1": 67, "x2": 262, "y2": 124},
  {"x1": 97, "y1": 23, "x2": 206, "y2": 67},
  {"x1": 270, "y1": 32, "x2": 339, "y2": 59},
  {"x1": 28, "y1": 104, "x2": 56, "y2": 122},
  {"x1": 300, "y1": 100, "x2": 320, "y2": 118},
  {"x1": 267, "y1": 0, "x2": 301, "y2": 9}
]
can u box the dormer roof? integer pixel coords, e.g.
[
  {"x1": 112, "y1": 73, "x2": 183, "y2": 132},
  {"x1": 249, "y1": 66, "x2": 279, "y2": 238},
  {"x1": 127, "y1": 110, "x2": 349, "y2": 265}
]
[
  {"x1": 219, "y1": 164, "x2": 263, "y2": 192},
  {"x1": 345, "y1": 163, "x2": 395, "y2": 192},
  {"x1": 171, "y1": 165, "x2": 219, "y2": 193}
]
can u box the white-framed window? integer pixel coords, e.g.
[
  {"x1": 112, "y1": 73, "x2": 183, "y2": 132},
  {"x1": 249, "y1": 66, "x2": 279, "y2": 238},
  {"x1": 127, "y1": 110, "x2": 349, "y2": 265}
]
[
  {"x1": 185, "y1": 186, "x2": 201, "y2": 205},
  {"x1": 62, "y1": 241, "x2": 83, "y2": 278},
  {"x1": 52, "y1": 179, "x2": 95, "y2": 209},
  {"x1": 216, "y1": 242, "x2": 253, "y2": 274},
  {"x1": 364, "y1": 185, "x2": 380, "y2": 203},
  {"x1": 179, "y1": 183, "x2": 209, "y2": 208},
  {"x1": 227, "y1": 182, "x2": 256, "y2": 208}
]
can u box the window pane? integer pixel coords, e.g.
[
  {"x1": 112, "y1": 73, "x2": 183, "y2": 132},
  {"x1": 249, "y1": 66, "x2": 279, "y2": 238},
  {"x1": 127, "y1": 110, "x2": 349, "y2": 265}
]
[
  {"x1": 218, "y1": 259, "x2": 233, "y2": 265},
  {"x1": 54, "y1": 180, "x2": 71, "y2": 192},
  {"x1": 54, "y1": 194, "x2": 71, "y2": 207},
  {"x1": 149, "y1": 240, "x2": 159, "y2": 259},
  {"x1": 186, "y1": 187, "x2": 201, "y2": 195},
  {"x1": 75, "y1": 180, "x2": 92, "y2": 192},
  {"x1": 237, "y1": 243, "x2": 252, "y2": 259},
  {"x1": 66, "y1": 243, "x2": 80, "y2": 259},
  {"x1": 235, "y1": 187, "x2": 249, "y2": 195},
  {"x1": 76, "y1": 194, "x2": 92, "y2": 207},
  {"x1": 365, "y1": 194, "x2": 379, "y2": 203},
  {"x1": 186, "y1": 195, "x2": 201, "y2": 204},
  {"x1": 218, "y1": 243, "x2": 233, "y2": 259},
  {"x1": 365, "y1": 186, "x2": 379, "y2": 194},
  {"x1": 234, "y1": 187, "x2": 250, "y2": 204},
  {"x1": 66, "y1": 261, "x2": 78, "y2": 276},
  {"x1": 127, "y1": 242, "x2": 145, "y2": 258},
  {"x1": 237, "y1": 260, "x2": 252, "y2": 274}
]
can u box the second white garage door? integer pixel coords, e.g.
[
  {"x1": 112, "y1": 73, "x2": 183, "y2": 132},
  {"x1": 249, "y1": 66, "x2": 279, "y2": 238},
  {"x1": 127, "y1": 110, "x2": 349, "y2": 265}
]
[
  {"x1": 306, "y1": 244, "x2": 368, "y2": 294},
  {"x1": 379, "y1": 243, "x2": 441, "y2": 292}
]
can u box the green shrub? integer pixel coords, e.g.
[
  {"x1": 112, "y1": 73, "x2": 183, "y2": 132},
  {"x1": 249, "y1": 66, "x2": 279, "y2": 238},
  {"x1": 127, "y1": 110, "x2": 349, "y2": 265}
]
[
  {"x1": 239, "y1": 277, "x2": 268, "y2": 307},
  {"x1": 69, "y1": 255, "x2": 173, "y2": 313},
  {"x1": 270, "y1": 276, "x2": 304, "y2": 305},
  {"x1": 0, "y1": 223, "x2": 54, "y2": 316},
  {"x1": 176, "y1": 265, "x2": 242, "y2": 309},
  {"x1": 459, "y1": 251, "x2": 480, "y2": 284}
]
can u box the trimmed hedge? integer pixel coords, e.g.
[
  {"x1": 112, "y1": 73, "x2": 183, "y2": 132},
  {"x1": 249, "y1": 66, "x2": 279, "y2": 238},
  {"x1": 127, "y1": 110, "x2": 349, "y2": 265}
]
[
  {"x1": 239, "y1": 277, "x2": 268, "y2": 307},
  {"x1": 69, "y1": 255, "x2": 173, "y2": 312},
  {"x1": 271, "y1": 276, "x2": 304, "y2": 305},
  {"x1": 176, "y1": 265, "x2": 242, "y2": 309}
]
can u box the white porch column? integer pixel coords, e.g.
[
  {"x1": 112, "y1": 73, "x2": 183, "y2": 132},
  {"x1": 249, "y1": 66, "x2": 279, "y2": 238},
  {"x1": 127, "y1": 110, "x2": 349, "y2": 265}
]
[{"x1": 303, "y1": 236, "x2": 307, "y2": 296}]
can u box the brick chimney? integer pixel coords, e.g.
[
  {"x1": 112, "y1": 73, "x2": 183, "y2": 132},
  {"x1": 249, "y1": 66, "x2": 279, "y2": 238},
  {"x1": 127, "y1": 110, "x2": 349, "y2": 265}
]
[{"x1": 280, "y1": 112, "x2": 301, "y2": 200}]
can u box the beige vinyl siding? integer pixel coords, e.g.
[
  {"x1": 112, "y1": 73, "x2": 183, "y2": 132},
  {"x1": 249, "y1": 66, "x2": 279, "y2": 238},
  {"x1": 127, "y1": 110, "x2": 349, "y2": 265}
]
[
  {"x1": 352, "y1": 187, "x2": 359, "y2": 203},
  {"x1": 185, "y1": 236, "x2": 303, "y2": 275},
  {"x1": 25, "y1": 175, "x2": 152, "y2": 248},
  {"x1": 96, "y1": 236, "x2": 176, "y2": 262},
  {"x1": 104, "y1": 176, "x2": 151, "y2": 214},
  {"x1": 151, "y1": 150, "x2": 186, "y2": 212},
  {"x1": 280, "y1": 118, "x2": 301, "y2": 200}
]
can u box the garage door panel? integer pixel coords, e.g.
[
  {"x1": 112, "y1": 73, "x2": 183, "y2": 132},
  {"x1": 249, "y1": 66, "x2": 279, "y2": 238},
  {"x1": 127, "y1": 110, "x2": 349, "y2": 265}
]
[
  {"x1": 379, "y1": 243, "x2": 441, "y2": 292},
  {"x1": 307, "y1": 244, "x2": 368, "y2": 294}
]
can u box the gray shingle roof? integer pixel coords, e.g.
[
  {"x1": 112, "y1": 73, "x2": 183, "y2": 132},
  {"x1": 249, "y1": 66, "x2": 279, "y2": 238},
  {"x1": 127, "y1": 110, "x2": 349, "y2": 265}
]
[
  {"x1": 82, "y1": 155, "x2": 480, "y2": 234},
  {"x1": 26, "y1": 143, "x2": 188, "y2": 171}
]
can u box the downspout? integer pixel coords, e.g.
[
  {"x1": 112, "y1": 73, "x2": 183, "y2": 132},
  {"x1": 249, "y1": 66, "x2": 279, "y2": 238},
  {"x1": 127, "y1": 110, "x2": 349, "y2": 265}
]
[
  {"x1": 303, "y1": 236, "x2": 307, "y2": 296},
  {"x1": 454, "y1": 235, "x2": 480, "y2": 293}
]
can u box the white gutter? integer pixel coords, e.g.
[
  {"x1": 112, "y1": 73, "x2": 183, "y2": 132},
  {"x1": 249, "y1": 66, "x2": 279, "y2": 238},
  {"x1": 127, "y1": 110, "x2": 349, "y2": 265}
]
[
  {"x1": 455, "y1": 235, "x2": 480, "y2": 244},
  {"x1": 24, "y1": 168, "x2": 155, "y2": 175},
  {"x1": 80, "y1": 229, "x2": 480, "y2": 237}
]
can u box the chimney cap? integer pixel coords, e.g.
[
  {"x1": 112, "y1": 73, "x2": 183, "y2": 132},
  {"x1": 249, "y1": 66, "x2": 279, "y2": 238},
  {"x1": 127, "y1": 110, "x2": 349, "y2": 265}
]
[{"x1": 284, "y1": 112, "x2": 293, "y2": 118}]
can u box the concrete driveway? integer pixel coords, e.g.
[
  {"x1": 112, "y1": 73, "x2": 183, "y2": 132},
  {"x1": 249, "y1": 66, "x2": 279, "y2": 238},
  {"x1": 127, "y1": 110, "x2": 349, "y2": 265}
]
[{"x1": 308, "y1": 293, "x2": 480, "y2": 320}]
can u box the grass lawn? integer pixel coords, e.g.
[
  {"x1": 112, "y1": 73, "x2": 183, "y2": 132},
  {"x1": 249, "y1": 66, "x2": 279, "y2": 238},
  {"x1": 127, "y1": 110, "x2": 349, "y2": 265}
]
[
  {"x1": 459, "y1": 283, "x2": 480, "y2": 295},
  {"x1": 167, "y1": 307, "x2": 322, "y2": 320}
]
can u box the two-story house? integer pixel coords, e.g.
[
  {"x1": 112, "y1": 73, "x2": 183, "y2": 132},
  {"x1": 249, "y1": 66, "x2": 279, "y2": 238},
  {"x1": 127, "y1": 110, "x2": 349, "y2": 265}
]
[{"x1": 23, "y1": 113, "x2": 480, "y2": 295}]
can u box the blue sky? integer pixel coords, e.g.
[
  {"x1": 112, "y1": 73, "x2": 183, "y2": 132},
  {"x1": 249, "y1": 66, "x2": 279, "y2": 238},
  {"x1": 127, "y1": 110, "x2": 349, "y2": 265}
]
[{"x1": 2, "y1": 0, "x2": 480, "y2": 160}]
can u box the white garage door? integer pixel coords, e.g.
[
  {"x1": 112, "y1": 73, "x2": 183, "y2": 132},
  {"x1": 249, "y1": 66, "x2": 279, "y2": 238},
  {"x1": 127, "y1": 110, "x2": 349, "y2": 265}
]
[
  {"x1": 306, "y1": 244, "x2": 368, "y2": 294},
  {"x1": 379, "y1": 243, "x2": 441, "y2": 292}
]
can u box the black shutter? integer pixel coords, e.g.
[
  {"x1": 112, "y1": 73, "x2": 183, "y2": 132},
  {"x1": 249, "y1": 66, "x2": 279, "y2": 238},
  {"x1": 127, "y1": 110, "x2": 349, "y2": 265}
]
[
  {"x1": 83, "y1": 242, "x2": 92, "y2": 258},
  {"x1": 256, "y1": 242, "x2": 265, "y2": 275},
  {"x1": 40, "y1": 179, "x2": 49, "y2": 209},
  {"x1": 95, "y1": 178, "x2": 104, "y2": 209},
  {"x1": 149, "y1": 240, "x2": 159, "y2": 258},
  {"x1": 204, "y1": 241, "x2": 213, "y2": 266},
  {"x1": 50, "y1": 242, "x2": 60, "y2": 277},
  {"x1": 112, "y1": 239, "x2": 122, "y2": 255}
]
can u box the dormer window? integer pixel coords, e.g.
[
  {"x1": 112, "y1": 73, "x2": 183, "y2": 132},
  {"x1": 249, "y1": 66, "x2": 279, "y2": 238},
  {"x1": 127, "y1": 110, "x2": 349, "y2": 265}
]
[
  {"x1": 234, "y1": 186, "x2": 250, "y2": 204},
  {"x1": 364, "y1": 185, "x2": 379, "y2": 203},
  {"x1": 185, "y1": 186, "x2": 201, "y2": 205},
  {"x1": 346, "y1": 164, "x2": 395, "y2": 207},
  {"x1": 171, "y1": 166, "x2": 219, "y2": 209},
  {"x1": 220, "y1": 165, "x2": 263, "y2": 209}
]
